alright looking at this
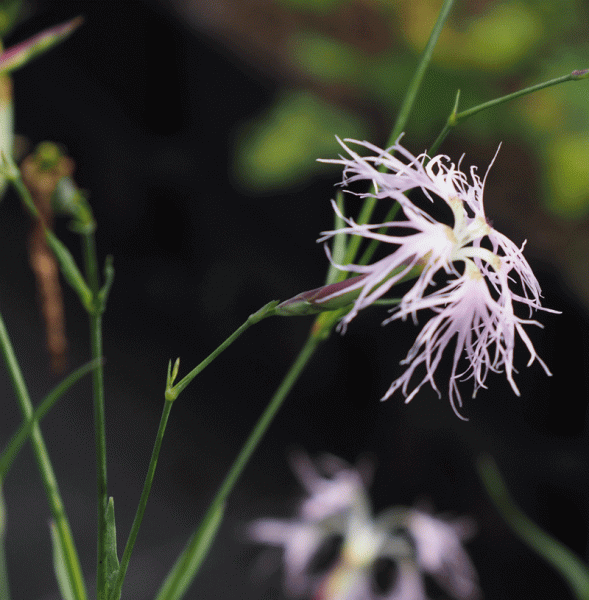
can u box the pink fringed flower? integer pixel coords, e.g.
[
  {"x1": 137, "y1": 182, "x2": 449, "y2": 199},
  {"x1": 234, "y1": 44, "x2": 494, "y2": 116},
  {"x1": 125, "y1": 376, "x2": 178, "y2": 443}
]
[
  {"x1": 249, "y1": 453, "x2": 480, "y2": 600},
  {"x1": 317, "y1": 138, "x2": 557, "y2": 417}
]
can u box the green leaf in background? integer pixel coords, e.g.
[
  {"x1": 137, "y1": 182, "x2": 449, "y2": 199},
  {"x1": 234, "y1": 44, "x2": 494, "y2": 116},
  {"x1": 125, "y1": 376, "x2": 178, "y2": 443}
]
[
  {"x1": 49, "y1": 520, "x2": 76, "y2": 600},
  {"x1": 0, "y1": 0, "x2": 21, "y2": 39},
  {"x1": 233, "y1": 91, "x2": 368, "y2": 192},
  {"x1": 544, "y1": 133, "x2": 589, "y2": 219},
  {"x1": 427, "y1": 0, "x2": 543, "y2": 72},
  {"x1": 233, "y1": 0, "x2": 589, "y2": 219},
  {"x1": 275, "y1": 0, "x2": 343, "y2": 14}
]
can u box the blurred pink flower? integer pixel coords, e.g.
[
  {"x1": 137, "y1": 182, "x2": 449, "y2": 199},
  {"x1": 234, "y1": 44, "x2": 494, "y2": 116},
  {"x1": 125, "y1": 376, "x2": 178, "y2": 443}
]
[
  {"x1": 249, "y1": 453, "x2": 480, "y2": 600},
  {"x1": 317, "y1": 139, "x2": 557, "y2": 417}
]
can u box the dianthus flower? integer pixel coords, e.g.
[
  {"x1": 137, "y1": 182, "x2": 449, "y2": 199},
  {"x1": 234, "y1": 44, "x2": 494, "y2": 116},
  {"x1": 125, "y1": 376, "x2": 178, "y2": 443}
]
[
  {"x1": 248, "y1": 453, "x2": 480, "y2": 600},
  {"x1": 317, "y1": 138, "x2": 557, "y2": 417}
]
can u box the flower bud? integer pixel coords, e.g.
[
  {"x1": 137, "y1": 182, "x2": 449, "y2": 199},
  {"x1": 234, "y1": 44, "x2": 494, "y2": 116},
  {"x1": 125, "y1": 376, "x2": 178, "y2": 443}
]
[
  {"x1": 0, "y1": 17, "x2": 83, "y2": 75},
  {"x1": 275, "y1": 275, "x2": 367, "y2": 316}
]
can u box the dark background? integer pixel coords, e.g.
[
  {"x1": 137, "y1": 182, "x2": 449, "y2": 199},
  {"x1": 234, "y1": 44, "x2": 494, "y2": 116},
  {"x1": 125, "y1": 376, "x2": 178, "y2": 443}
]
[{"x1": 0, "y1": 1, "x2": 588, "y2": 599}]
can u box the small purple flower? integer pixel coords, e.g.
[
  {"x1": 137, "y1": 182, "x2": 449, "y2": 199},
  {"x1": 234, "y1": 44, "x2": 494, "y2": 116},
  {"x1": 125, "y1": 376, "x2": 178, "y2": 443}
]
[
  {"x1": 248, "y1": 453, "x2": 480, "y2": 600},
  {"x1": 317, "y1": 139, "x2": 557, "y2": 417}
]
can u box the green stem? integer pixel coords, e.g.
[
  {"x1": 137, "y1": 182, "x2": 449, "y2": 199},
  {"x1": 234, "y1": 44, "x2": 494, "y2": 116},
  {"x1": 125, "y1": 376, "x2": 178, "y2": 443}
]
[
  {"x1": 340, "y1": 0, "x2": 456, "y2": 272},
  {"x1": 0, "y1": 483, "x2": 9, "y2": 600},
  {"x1": 429, "y1": 69, "x2": 589, "y2": 156},
  {"x1": 209, "y1": 332, "x2": 320, "y2": 504},
  {"x1": 151, "y1": 12, "x2": 459, "y2": 594},
  {"x1": 109, "y1": 300, "x2": 278, "y2": 598},
  {"x1": 80, "y1": 231, "x2": 108, "y2": 600},
  {"x1": 109, "y1": 400, "x2": 173, "y2": 600},
  {"x1": 156, "y1": 331, "x2": 322, "y2": 600},
  {"x1": 0, "y1": 309, "x2": 87, "y2": 600},
  {"x1": 478, "y1": 455, "x2": 589, "y2": 600},
  {"x1": 0, "y1": 358, "x2": 102, "y2": 478},
  {"x1": 385, "y1": 0, "x2": 456, "y2": 150},
  {"x1": 166, "y1": 301, "x2": 279, "y2": 400},
  {"x1": 358, "y1": 201, "x2": 401, "y2": 266}
]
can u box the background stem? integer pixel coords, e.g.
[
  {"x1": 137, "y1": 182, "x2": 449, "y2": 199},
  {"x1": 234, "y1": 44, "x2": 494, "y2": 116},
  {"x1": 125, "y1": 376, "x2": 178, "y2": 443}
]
[
  {"x1": 110, "y1": 400, "x2": 173, "y2": 600},
  {"x1": 0, "y1": 310, "x2": 87, "y2": 600},
  {"x1": 340, "y1": 0, "x2": 456, "y2": 271},
  {"x1": 155, "y1": 332, "x2": 322, "y2": 599},
  {"x1": 428, "y1": 71, "x2": 580, "y2": 156},
  {"x1": 80, "y1": 231, "x2": 108, "y2": 600}
]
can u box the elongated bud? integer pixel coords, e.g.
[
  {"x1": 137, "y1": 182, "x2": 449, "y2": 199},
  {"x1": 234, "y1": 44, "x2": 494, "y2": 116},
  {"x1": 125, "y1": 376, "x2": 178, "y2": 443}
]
[
  {"x1": 275, "y1": 275, "x2": 367, "y2": 316},
  {"x1": 171, "y1": 357, "x2": 180, "y2": 384},
  {"x1": 0, "y1": 69, "x2": 12, "y2": 198},
  {"x1": 0, "y1": 16, "x2": 83, "y2": 74},
  {"x1": 571, "y1": 68, "x2": 589, "y2": 80},
  {"x1": 0, "y1": 17, "x2": 82, "y2": 195},
  {"x1": 53, "y1": 175, "x2": 96, "y2": 234}
]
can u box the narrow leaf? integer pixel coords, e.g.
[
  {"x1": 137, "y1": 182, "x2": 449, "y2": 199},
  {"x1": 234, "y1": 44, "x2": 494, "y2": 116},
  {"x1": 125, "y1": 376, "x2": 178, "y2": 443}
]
[
  {"x1": 478, "y1": 455, "x2": 589, "y2": 600},
  {"x1": 105, "y1": 497, "x2": 120, "y2": 598},
  {"x1": 44, "y1": 229, "x2": 93, "y2": 311},
  {"x1": 49, "y1": 520, "x2": 76, "y2": 600},
  {"x1": 0, "y1": 358, "x2": 103, "y2": 478},
  {"x1": 155, "y1": 501, "x2": 225, "y2": 600}
]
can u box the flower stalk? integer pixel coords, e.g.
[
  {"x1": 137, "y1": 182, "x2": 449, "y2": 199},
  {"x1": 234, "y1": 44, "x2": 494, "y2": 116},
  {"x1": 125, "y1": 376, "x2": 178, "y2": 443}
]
[
  {"x1": 155, "y1": 331, "x2": 324, "y2": 600},
  {"x1": 429, "y1": 68, "x2": 589, "y2": 157},
  {"x1": 341, "y1": 0, "x2": 458, "y2": 269}
]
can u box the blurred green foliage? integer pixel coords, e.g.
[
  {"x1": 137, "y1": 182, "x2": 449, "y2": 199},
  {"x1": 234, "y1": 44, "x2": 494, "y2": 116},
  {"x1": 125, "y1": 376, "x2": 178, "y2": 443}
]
[
  {"x1": 233, "y1": 0, "x2": 589, "y2": 220},
  {"x1": 0, "y1": 0, "x2": 22, "y2": 39},
  {"x1": 233, "y1": 91, "x2": 368, "y2": 191}
]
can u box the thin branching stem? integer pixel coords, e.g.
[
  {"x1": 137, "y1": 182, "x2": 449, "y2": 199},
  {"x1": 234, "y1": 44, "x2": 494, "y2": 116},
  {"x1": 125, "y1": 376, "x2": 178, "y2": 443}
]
[
  {"x1": 339, "y1": 0, "x2": 456, "y2": 272},
  {"x1": 0, "y1": 310, "x2": 87, "y2": 600},
  {"x1": 79, "y1": 229, "x2": 109, "y2": 600}
]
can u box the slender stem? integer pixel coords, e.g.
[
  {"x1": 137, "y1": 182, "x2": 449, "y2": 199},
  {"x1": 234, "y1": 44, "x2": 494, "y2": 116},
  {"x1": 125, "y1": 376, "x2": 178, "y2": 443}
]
[
  {"x1": 458, "y1": 73, "x2": 576, "y2": 121},
  {"x1": 429, "y1": 70, "x2": 587, "y2": 156},
  {"x1": 149, "y1": 13, "x2": 459, "y2": 577},
  {"x1": 0, "y1": 483, "x2": 10, "y2": 600},
  {"x1": 0, "y1": 358, "x2": 102, "y2": 478},
  {"x1": 358, "y1": 202, "x2": 401, "y2": 266},
  {"x1": 157, "y1": 332, "x2": 323, "y2": 599},
  {"x1": 80, "y1": 231, "x2": 108, "y2": 600},
  {"x1": 0, "y1": 310, "x2": 87, "y2": 600},
  {"x1": 82, "y1": 230, "x2": 100, "y2": 293},
  {"x1": 167, "y1": 301, "x2": 279, "y2": 400},
  {"x1": 109, "y1": 301, "x2": 279, "y2": 598},
  {"x1": 385, "y1": 0, "x2": 456, "y2": 150},
  {"x1": 110, "y1": 400, "x2": 173, "y2": 600},
  {"x1": 340, "y1": 0, "x2": 456, "y2": 272},
  {"x1": 155, "y1": 498, "x2": 224, "y2": 600},
  {"x1": 209, "y1": 332, "x2": 321, "y2": 504},
  {"x1": 125, "y1": 6, "x2": 457, "y2": 594},
  {"x1": 478, "y1": 455, "x2": 589, "y2": 600}
]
